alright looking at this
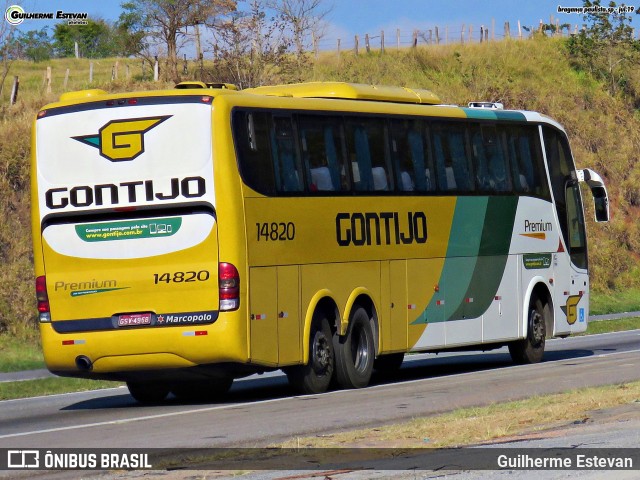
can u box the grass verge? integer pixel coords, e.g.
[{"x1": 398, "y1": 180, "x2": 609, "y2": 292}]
[
  {"x1": 590, "y1": 288, "x2": 640, "y2": 315},
  {"x1": 0, "y1": 377, "x2": 122, "y2": 401},
  {"x1": 0, "y1": 334, "x2": 45, "y2": 372},
  {"x1": 584, "y1": 316, "x2": 640, "y2": 334},
  {"x1": 275, "y1": 381, "x2": 640, "y2": 448}
]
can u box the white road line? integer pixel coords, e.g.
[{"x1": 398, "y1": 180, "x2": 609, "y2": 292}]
[{"x1": 2, "y1": 348, "x2": 640, "y2": 441}]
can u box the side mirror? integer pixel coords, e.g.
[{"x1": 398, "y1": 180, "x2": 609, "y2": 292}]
[
  {"x1": 574, "y1": 169, "x2": 610, "y2": 223},
  {"x1": 591, "y1": 186, "x2": 609, "y2": 222}
]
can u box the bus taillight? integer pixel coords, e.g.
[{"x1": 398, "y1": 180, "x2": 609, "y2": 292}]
[
  {"x1": 36, "y1": 276, "x2": 51, "y2": 322},
  {"x1": 219, "y1": 263, "x2": 239, "y2": 311}
]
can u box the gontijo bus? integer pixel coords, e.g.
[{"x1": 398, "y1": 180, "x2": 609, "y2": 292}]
[{"x1": 32, "y1": 82, "x2": 610, "y2": 403}]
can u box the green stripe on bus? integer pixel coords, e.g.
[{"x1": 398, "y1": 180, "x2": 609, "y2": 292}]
[
  {"x1": 462, "y1": 108, "x2": 498, "y2": 120},
  {"x1": 412, "y1": 197, "x2": 519, "y2": 325},
  {"x1": 462, "y1": 108, "x2": 527, "y2": 122}
]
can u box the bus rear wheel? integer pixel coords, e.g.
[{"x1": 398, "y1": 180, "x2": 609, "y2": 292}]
[
  {"x1": 127, "y1": 381, "x2": 170, "y2": 404},
  {"x1": 509, "y1": 296, "x2": 548, "y2": 364},
  {"x1": 286, "y1": 316, "x2": 334, "y2": 394},
  {"x1": 171, "y1": 377, "x2": 233, "y2": 402},
  {"x1": 333, "y1": 306, "x2": 375, "y2": 389}
]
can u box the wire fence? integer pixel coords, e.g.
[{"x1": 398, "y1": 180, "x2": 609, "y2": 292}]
[{"x1": 308, "y1": 18, "x2": 612, "y2": 57}]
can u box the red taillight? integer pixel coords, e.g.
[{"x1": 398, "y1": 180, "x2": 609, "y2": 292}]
[
  {"x1": 219, "y1": 262, "x2": 239, "y2": 311},
  {"x1": 36, "y1": 276, "x2": 51, "y2": 321}
]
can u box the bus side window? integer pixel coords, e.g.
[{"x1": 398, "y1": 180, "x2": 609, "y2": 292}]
[
  {"x1": 298, "y1": 116, "x2": 349, "y2": 193},
  {"x1": 347, "y1": 119, "x2": 390, "y2": 192},
  {"x1": 507, "y1": 126, "x2": 549, "y2": 199},
  {"x1": 432, "y1": 124, "x2": 473, "y2": 192},
  {"x1": 233, "y1": 111, "x2": 276, "y2": 196},
  {"x1": 482, "y1": 126, "x2": 511, "y2": 192},
  {"x1": 271, "y1": 116, "x2": 303, "y2": 193},
  {"x1": 384, "y1": 120, "x2": 425, "y2": 192}
]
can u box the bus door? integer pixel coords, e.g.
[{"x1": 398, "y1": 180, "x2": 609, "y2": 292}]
[{"x1": 543, "y1": 127, "x2": 588, "y2": 334}]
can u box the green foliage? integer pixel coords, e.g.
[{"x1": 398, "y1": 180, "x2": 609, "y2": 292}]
[
  {"x1": 566, "y1": 0, "x2": 640, "y2": 96},
  {"x1": 15, "y1": 28, "x2": 53, "y2": 62},
  {"x1": 49, "y1": 5, "x2": 145, "y2": 59}
]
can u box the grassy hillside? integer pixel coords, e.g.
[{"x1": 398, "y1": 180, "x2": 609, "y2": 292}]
[{"x1": 1, "y1": 37, "x2": 639, "y2": 337}]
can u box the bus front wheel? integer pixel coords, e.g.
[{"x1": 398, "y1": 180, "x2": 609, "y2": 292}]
[
  {"x1": 333, "y1": 306, "x2": 375, "y2": 389},
  {"x1": 286, "y1": 316, "x2": 335, "y2": 394},
  {"x1": 509, "y1": 296, "x2": 548, "y2": 364},
  {"x1": 127, "y1": 381, "x2": 170, "y2": 404}
]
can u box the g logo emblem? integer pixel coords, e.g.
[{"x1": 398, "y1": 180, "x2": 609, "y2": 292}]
[{"x1": 73, "y1": 116, "x2": 171, "y2": 162}]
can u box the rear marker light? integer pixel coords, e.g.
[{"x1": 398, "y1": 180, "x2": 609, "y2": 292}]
[
  {"x1": 62, "y1": 339, "x2": 86, "y2": 346},
  {"x1": 128, "y1": 98, "x2": 138, "y2": 105},
  {"x1": 183, "y1": 331, "x2": 208, "y2": 337}
]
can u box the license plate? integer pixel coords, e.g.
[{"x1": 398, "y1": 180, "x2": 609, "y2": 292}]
[{"x1": 118, "y1": 313, "x2": 152, "y2": 327}]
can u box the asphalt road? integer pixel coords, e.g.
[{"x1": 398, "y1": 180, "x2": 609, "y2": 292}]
[{"x1": 0, "y1": 330, "x2": 639, "y2": 453}]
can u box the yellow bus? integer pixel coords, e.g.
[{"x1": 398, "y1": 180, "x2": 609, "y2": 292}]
[{"x1": 32, "y1": 82, "x2": 609, "y2": 403}]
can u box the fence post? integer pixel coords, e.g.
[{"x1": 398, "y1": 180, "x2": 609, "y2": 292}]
[
  {"x1": 154, "y1": 56, "x2": 159, "y2": 81},
  {"x1": 435, "y1": 26, "x2": 440, "y2": 44},
  {"x1": 115, "y1": 60, "x2": 119, "y2": 80},
  {"x1": 74, "y1": 41, "x2": 79, "y2": 59},
  {"x1": 63, "y1": 68, "x2": 69, "y2": 89},
  {"x1": 518, "y1": 20, "x2": 522, "y2": 39},
  {"x1": 485, "y1": 28, "x2": 489, "y2": 42},
  {"x1": 480, "y1": 26, "x2": 484, "y2": 43},
  {"x1": 365, "y1": 33, "x2": 370, "y2": 53},
  {"x1": 10, "y1": 76, "x2": 19, "y2": 105},
  {"x1": 46, "y1": 67, "x2": 52, "y2": 94},
  {"x1": 380, "y1": 30, "x2": 385, "y2": 53},
  {"x1": 504, "y1": 21, "x2": 510, "y2": 39},
  {"x1": 354, "y1": 35, "x2": 359, "y2": 55},
  {"x1": 468, "y1": 25, "x2": 473, "y2": 43},
  {"x1": 412, "y1": 30, "x2": 418, "y2": 48},
  {"x1": 428, "y1": 29, "x2": 432, "y2": 45},
  {"x1": 460, "y1": 24, "x2": 465, "y2": 44},
  {"x1": 337, "y1": 38, "x2": 341, "y2": 58},
  {"x1": 89, "y1": 62, "x2": 93, "y2": 83}
]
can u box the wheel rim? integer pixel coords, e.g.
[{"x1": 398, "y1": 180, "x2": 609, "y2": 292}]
[
  {"x1": 351, "y1": 324, "x2": 370, "y2": 373},
  {"x1": 530, "y1": 308, "x2": 544, "y2": 346},
  {"x1": 312, "y1": 332, "x2": 331, "y2": 374}
]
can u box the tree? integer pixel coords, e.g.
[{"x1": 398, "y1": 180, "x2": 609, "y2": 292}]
[
  {"x1": 267, "y1": 0, "x2": 331, "y2": 61},
  {"x1": 210, "y1": 0, "x2": 300, "y2": 88},
  {"x1": 121, "y1": 0, "x2": 236, "y2": 82},
  {"x1": 567, "y1": 0, "x2": 639, "y2": 96},
  {"x1": 53, "y1": 19, "x2": 117, "y2": 58},
  {"x1": 0, "y1": 1, "x2": 19, "y2": 102},
  {"x1": 17, "y1": 28, "x2": 53, "y2": 62}
]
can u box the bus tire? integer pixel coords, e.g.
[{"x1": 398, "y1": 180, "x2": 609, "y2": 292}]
[
  {"x1": 333, "y1": 306, "x2": 375, "y2": 389},
  {"x1": 509, "y1": 296, "x2": 548, "y2": 364},
  {"x1": 373, "y1": 352, "x2": 404, "y2": 372},
  {"x1": 171, "y1": 377, "x2": 233, "y2": 402},
  {"x1": 286, "y1": 316, "x2": 334, "y2": 394},
  {"x1": 126, "y1": 381, "x2": 170, "y2": 404}
]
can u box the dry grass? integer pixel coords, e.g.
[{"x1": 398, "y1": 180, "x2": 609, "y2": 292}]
[{"x1": 275, "y1": 381, "x2": 640, "y2": 448}]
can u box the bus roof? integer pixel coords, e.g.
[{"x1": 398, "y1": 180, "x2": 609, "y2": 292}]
[
  {"x1": 39, "y1": 81, "x2": 564, "y2": 131},
  {"x1": 244, "y1": 82, "x2": 442, "y2": 105}
]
